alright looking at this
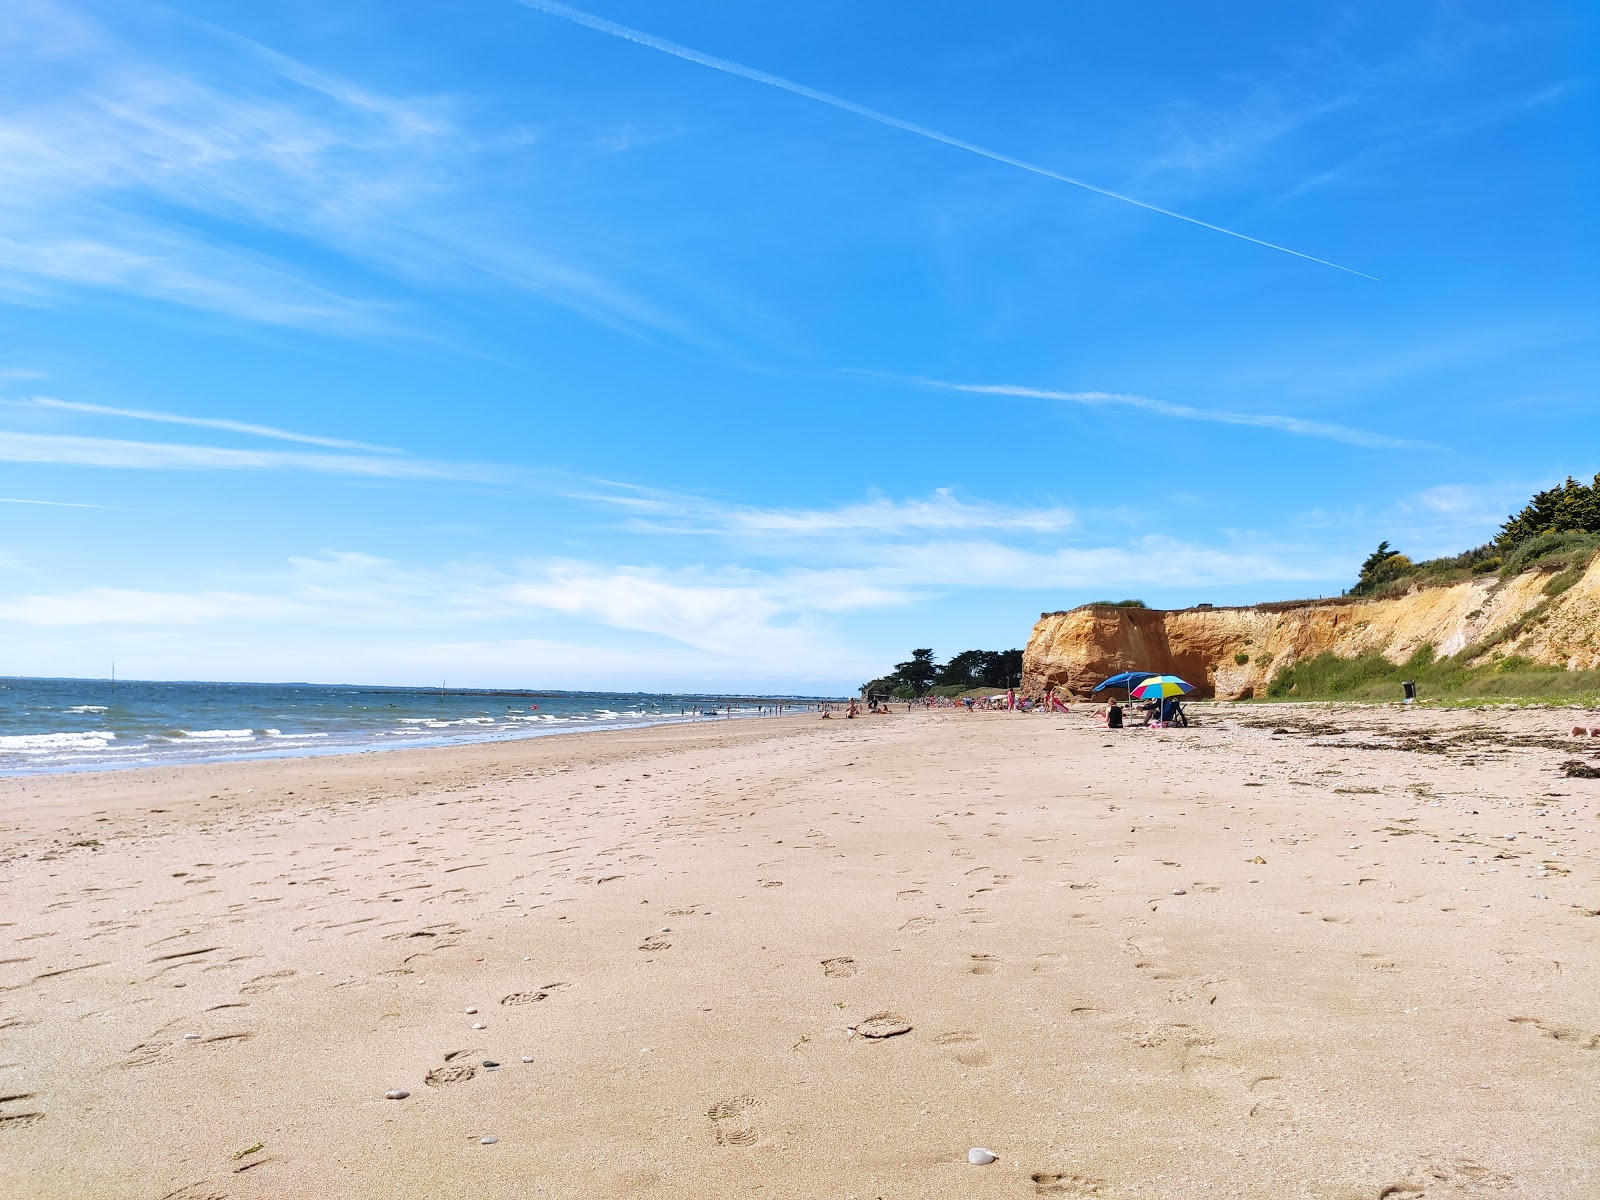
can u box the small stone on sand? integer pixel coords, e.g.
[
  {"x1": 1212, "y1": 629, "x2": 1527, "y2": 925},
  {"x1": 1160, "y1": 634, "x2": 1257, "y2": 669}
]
[
  {"x1": 465, "y1": 1007, "x2": 478, "y2": 1014},
  {"x1": 182, "y1": 1032, "x2": 200, "y2": 1040},
  {"x1": 479, "y1": 1136, "x2": 497, "y2": 1145},
  {"x1": 482, "y1": 1060, "x2": 499, "y2": 1068},
  {"x1": 473, "y1": 1023, "x2": 487, "y2": 1030},
  {"x1": 384, "y1": 1089, "x2": 409, "y2": 1100},
  {"x1": 521, "y1": 1056, "x2": 534, "y2": 1063},
  {"x1": 851, "y1": 1012, "x2": 913, "y2": 1039},
  {"x1": 968, "y1": 1147, "x2": 998, "y2": 1165},
  {"x1": 1172, "y1": 887, "x2": 1187, "y2": 895}
]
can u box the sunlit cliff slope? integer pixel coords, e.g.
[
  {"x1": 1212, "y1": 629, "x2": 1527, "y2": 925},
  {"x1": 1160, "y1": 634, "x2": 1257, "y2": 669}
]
[{"x1": 1021, "y1": 554, "x2": 1600, "y2": 699}]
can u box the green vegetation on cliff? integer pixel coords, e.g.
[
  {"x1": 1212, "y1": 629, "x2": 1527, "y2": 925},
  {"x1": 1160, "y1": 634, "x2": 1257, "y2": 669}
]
[
  {"x1": 1349, "y1": 474, "x2": 1600, "y2": 599},
  {"x1": 1266, "y1": 645, "x2": 1600, "y2": 703}
]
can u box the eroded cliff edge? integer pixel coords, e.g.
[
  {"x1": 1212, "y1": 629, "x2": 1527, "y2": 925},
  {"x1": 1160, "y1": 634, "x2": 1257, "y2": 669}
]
[{"x1": 1021, "y1": 554, "x2": 1600, "y2": 699}]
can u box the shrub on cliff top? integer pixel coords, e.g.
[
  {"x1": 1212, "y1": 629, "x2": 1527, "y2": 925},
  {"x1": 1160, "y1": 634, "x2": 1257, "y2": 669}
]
[
  {"x1": 1501, "y1": 530, "x2": 1600, "y2": 576},
  {"x1": 1083, "y1": 598, "x2": 1148, "y2": 609}
]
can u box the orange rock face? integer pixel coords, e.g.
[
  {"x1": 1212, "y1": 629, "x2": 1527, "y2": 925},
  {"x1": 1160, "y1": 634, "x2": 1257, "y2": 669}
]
[{"x1": 1021, "y1": 556, "x2": 1600, "y2": 699}]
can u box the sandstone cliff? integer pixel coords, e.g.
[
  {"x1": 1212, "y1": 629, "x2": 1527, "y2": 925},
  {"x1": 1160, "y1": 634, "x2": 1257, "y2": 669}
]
[{"x1": 1021, "y1": 554, "x2": 1600, "y2": 699}]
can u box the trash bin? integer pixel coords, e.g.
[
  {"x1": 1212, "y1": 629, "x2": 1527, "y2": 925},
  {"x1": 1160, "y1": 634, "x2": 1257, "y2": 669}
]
[{"x1": 1401, "y1": 680, "x2": 1416, "y2": 703}]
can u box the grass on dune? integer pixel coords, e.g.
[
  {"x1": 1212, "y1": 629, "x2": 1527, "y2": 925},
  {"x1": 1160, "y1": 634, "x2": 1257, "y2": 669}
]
[{"x1": 1264, "y1": 645, "x2": 1600, "y2": 705}]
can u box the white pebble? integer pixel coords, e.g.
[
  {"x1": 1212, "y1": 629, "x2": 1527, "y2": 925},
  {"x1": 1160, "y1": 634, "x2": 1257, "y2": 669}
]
[
  {"x1": 473, "y1": 1022, "x2": 487, "y2": 1030},
  {"x1": 479, "y1": 1136, "x2": 497, "y2": 1145},
  {"x1": 1171, "y1": 887, "x2": 1186, "y2": 896},
  {"x1": 465, "y1": 1007, "x2": 478, "y2": 1014},
  {"x1": 968, "y1": 1147, "x2": 998, "y2": 1165},
  {"x1": 521, "y1": 1056, "x2": 534, "y2": 1064},
  {"x1": 182, "y1": 1032, "x2": 200, "y2": 1040},
  {"x1": 385, "y1": 1089, "x2": 410, "y2": 1100}
]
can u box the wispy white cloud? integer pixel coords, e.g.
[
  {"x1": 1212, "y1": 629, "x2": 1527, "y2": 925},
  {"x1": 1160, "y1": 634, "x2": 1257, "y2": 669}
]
[
  {"x1": 18, "y1": 396, "x2": 399, "y2": 452},
  {"x1": 0, "y1": 431, "x2": 499, "y2": 480},
  {"x1": 889, "y1": 376, "x2": 1428, "y2": 450},
  {"x1": 0, "y1": 527, "x2": 1330, "y2": 645},
  {"x1": 581, "y1": 483, "x2": 1075, "y2": 537},
  {"x1": 0, "y1": 495, "x2": 134, "y2": 510},
  {"x1": 1272, "y1": 81, "x2": 1576, "y2": 206},
  {"x1": 514, "y1": 0, "x2": 1375, "y2": 279},
  {"x1": 0, "y1": 1, "x2": 685, "y2": 338},
  {"x1": 0, "y1": 587, "x2": 304, "y2": 626}
]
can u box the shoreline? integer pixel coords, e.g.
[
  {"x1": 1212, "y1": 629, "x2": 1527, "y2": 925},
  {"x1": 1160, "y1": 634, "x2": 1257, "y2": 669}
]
[
  {"x1": 0, "y1": 707, "x2": 805, "y2": 780},
  {"x1": 3, "y1": 704, "x2": 1596, "y2": 1197}
]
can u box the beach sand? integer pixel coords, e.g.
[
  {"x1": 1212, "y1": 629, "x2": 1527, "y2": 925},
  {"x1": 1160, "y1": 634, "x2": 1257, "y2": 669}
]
[{"x1": 1, "y1": 705, "x2": 1596, "y2": 1198}]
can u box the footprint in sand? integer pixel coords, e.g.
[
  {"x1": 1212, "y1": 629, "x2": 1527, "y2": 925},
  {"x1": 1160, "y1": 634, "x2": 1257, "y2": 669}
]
[
  {"x1": 0, "y1": 1092, "x2": 44, "y2": 1131},
  {"x1": 967, "y1": 954, "x2": 1000, "y2": 976},
  {"x1": 1507, "y1": 1015, "x2": 1599, "y2": 1050},
  {"x1": 898, "y1": 917, "x2": 935, "y2": 933},
  {"x1": 1246, "y1": 1075, "x2": 1293, "y2": 1121},
  {"x1": 1031, "y1": 1171, "x2": 1104, "y2": 1195},
  {"x1": 155, "y1": 1182, "x2": 229, "y2": 1200},
  {"x1": 233, "y1": 1154, "x2": 284, "y2": 1176},
  {"x1": 706, "y1": 1095, "x2": 759, "y2": 1146},
  {"x1": 424, "y1": 1064, "x2": 476, "y2": 1087},
  {"x1": 1377, "y1": 1158, "x2": 1513, "y2": 1198},
  {"x1": 934, "y1": 1030, "x2": 993, "y2": 1067},
  {"x1": 502, "y1": 983, "x2": 568, "y2": 1005},
  {"x1": 239, "y1": 970, "x2": 295, "y2": 995},
  {"x1": 821, "y1": 957, "x2": 858, "y2": 979}
]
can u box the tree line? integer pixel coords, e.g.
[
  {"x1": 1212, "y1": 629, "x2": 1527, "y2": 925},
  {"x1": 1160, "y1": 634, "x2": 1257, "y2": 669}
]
[
  {"x1": 864, "y1": 647, "x2": 1025, "y2": 699},
  {"x1": 1350, "y1": 473, "x2": 1600, "y2": 598}
]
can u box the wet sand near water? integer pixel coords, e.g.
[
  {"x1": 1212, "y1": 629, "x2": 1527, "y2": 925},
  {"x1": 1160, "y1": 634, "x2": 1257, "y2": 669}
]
[{"x1": 1, "y1": 704, "x2": 1597, "y2": 1198}]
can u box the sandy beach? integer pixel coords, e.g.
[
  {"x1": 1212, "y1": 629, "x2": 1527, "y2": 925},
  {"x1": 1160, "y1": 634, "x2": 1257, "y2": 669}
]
[{"x1": 2, "y1": 705, "x2": 1596, "y2": 1199}]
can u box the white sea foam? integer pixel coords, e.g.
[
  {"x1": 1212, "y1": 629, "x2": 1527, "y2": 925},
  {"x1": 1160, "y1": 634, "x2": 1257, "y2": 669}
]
[
  {"x1": 65, "y1": 705, "x2": 109, "y2": 714},
  {"x1": 180, "y1": 728, "x2": 255, "y2": 741},
  {"x1": 264, "y1": 730, "x2": 328, "y2": 738},
  {"x1": 0, "y1": 731, "x2": 118, "y2": 752}
]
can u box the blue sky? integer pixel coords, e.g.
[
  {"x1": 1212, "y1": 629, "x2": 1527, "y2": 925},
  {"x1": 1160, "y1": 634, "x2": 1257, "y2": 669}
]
[{"x1": 1, "y1": 0, "x2": 1594, "y2": 693}]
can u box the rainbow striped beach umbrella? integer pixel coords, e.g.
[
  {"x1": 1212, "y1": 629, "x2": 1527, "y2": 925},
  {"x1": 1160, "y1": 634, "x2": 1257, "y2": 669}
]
[{"x1": 1130, "y1": 675, "x2": 1194, "y2": 699}]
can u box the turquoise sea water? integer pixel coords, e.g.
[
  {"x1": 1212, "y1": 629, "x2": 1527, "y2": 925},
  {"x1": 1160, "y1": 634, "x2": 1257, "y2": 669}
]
[{"x1": 0, "y1": 677, "x2": 832, "y2": 774}]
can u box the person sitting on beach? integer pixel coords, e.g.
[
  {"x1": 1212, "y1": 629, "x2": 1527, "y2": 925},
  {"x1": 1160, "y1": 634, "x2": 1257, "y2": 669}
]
[
  {"x1": 1106, "y1": 701, "x2": 1124, "y2": 730},
  {"x1": 1136, "y1": 699, "x2": 1159, "y2": 727}
]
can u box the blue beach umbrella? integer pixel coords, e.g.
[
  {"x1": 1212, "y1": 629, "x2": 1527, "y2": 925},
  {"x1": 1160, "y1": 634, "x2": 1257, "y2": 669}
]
[{"x1": 1092, "y1": 671, "x2": 1157, "y2": 694}]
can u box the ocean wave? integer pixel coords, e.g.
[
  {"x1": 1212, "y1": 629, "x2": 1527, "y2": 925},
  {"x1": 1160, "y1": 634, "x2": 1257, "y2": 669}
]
[
  {"x1": 65, "y1": 705, "x2": 110, "y2": 714},
  {"x1": 178, "y1": 728, "x2": 255, "y2": 741},
  {"x1": 0, "y1": 731, "x2": 118, "y2": 752},
  {"x1": 263, "y1": 730, "x2": 329, "y2": 739}
]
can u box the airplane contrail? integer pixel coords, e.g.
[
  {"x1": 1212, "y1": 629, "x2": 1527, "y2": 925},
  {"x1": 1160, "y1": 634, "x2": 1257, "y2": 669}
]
[{"x1": 514, "y1": 0, "x2": 1377, "y2": 280}]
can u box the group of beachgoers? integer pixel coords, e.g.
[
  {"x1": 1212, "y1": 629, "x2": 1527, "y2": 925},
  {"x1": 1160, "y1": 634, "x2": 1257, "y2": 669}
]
[{"x1": 825, "y1": 686, "x2": 1189, "y2": 726}]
